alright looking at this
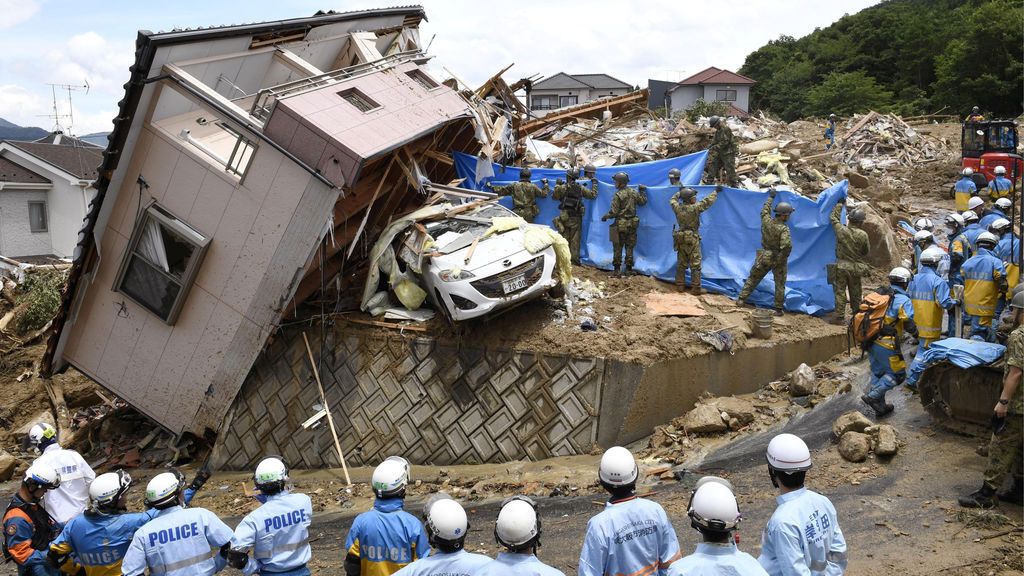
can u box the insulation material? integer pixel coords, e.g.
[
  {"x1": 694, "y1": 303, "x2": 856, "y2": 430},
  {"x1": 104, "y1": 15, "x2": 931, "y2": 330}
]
[
  {"x1": 483, "y1": 216, "x2": 527, "y2": 237},
  {"x1": 393, "y1": 277, "x2": 427, "y2": 310},
  {"x1": 524, "y1": 226, "x2": 572, "y2": 287}
]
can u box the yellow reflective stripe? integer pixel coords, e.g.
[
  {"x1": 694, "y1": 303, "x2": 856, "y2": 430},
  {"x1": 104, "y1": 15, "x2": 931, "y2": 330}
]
[
  {"x1": 348, "y1": 539, "x2": 359, "y2": 557},
  {"x1": 363, "y1": 560, "x2": 410, "y2": 576}
]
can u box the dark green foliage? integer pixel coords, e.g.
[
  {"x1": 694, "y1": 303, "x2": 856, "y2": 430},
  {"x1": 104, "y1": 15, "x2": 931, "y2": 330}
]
[
  {"x1": 12, "y1": 269, "x2": 67, "y2": 334},
  {"x1": 683, "y1": 99, "x2": 730, "y2": 122},
  {"x1": 740, "y1": 0, "x2": 1024, "y2": 120}
]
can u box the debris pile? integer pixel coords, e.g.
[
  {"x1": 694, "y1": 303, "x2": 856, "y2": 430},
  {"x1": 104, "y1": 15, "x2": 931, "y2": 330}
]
[
  {"x1": 832, "y1": 410, "x2": 900, "y2": 462},
  {"x1": 834, "y1": 111, "x2": 952, "y2": 171}
]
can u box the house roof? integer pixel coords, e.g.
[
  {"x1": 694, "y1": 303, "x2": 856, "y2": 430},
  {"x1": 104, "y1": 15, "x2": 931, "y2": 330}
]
[
  {"x1": 33, "y1": 132, "x2": 102, "y2": 148},
  {"x1": 7, "y1": 141, "x2": 103, "y2": 180},
  {"x1": 0, "y1": 155, "x2": 50, "y2": 184},
  {"x1": 533, "y1": 72, "x2": 632, "y2": 91},
  {"x1": 676, "y1": 66, "x2": 756, "y2": 86}
]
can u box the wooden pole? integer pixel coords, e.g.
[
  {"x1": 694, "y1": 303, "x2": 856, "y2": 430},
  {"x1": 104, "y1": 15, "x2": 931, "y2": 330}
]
[{"x1": 302, "y1": 332, "x2": 351, "y2": 486}]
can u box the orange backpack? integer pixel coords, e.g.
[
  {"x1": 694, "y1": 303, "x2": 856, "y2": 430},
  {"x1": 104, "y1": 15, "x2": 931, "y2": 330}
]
[{"x1": 850, "y1": 291, "x2": 892, "y2": 348}]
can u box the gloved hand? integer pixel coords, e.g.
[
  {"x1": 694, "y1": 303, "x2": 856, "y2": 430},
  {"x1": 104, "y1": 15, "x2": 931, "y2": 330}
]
[
  {"x1": 715, "y1": 184, "x2": 723, "y2": 192},
  {"x1": 541, "y1": 178, "x2": 548, "y2": 186},
  {"x1": 190, "y1": 467, "x2": 211, "y2": 491},
  {"x1": 601, "y1": 214, "x2": 609, "y2": 222},
  {"x1": 638, "y1": 184, "x2": 648, "y2": 192}
]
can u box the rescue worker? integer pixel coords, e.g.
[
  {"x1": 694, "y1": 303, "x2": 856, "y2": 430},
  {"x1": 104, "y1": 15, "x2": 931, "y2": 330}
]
[
  {"x1": 911, "y1": 230, "x2": 936, "y2": 274},
  {"x1": 227, "y1": 457, "x2": 312, "y2": 576},
  {"x1": 48, "y1": 469, "x2": 206, "y2": 575},
  {"x1": 945, "y1": 213, "x2": 969, "y2": 289},
  {"x1": 980, "y1": 197, "x2": 1012, "y2": 230},
  {"x1": 3, "y1": 465, "x2": 61, "y2": 576},
  {"x1": 758, "y1": 434, "x2": 847, "y2": 576},
  {"x1": 667, "y1": 477, "x2": 767, "y2": 576},
  {"x1": 824, "y1": 114, "x2": 837, "y2": 150},
  {"x1": 828, "y1": 203, "x2": 869, "y2": 324},
  {"x1": 958, "y1": 289, "x2": 1023, "y2": 508},
  {"x1": 475, "y1": 496, "x2": 564, "y2": 576},
  {"x1": 737, "y1": 188, "x2": 793, "y2": 315},
  {"x1": 706, "y1": 116, "x2": 737, "y2": 187},
  {"x1": 583, "y1": 164, "x2": 597, "y2": 180},
  {"x1": 861, "y1": 267, "x2": 917, "y2": 417},
  {"x1": 488, "y1": 168, "x2": 549, "y2": 223},
  {"x1": 993, "y1": 218, "x2": 1021, "y2": 307},
  {"x1": 965, "y1": 106, "x2": 985, "y2": 123},
  {"x1": 964, "y1": 200, "x2": 986, "y2": 253},
  {"x1": 28, "y1": 422, "x2": 95, "y2": 523},
  {"x1": 578, "y1": 446, "x2": 681, "y2": 576},
  {"x1": 667, "y1": 167, "x2": 682, "y2": 187},
  {"x1": 914, "y1": 217, "x2": 934, "y2": 233},
  {"x1": 987, "y1": 165, "x2": 1013, "y2": 200},
  {"x1": 345, "y1": 457, "x2": 429, "y2": 576},
  {"x1": 121, "y1": 471, "x2": 232, "y2": 576},
  {"x1": 552, "y1": 167, "x2": 598, "y2": 264},
  {"x1": 954, "y1": 168, "x2": 978, "y2": 213},
  {"x1": 962, "y1": 231, "x2": 1008, "y2": 342},
  {"x1": 670, "y1": 184, "x2": 720, "y2": 294},
  {"x1": 909, "y1": 247, "x2": 957, "y2": 348},
  {"x1": 393, "y1": 496, "x2": 489, "y2": 576},
  {"x1": 601, "y1": 173, "x2": 648, "y2": 275}
]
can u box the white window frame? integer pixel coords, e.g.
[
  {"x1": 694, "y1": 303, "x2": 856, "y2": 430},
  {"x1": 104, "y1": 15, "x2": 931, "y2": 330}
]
[
  {"x1": 715, "y1": 89, "x2": 737, "y2": 102},
  {"x1": 27, "y1": 201, "x2": 47, "y2": 232}
]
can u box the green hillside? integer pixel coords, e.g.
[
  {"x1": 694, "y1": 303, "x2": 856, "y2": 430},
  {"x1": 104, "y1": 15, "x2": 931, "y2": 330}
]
[{"x1": 739, "y1": 0, "x2": 1023, "y2": 120}]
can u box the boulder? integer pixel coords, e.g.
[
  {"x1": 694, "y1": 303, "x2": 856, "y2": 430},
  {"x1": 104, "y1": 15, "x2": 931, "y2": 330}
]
[
  {"x1": 874, "y1": 424, "x2": 899, "y2": 456},
  {"x1": 790, "y1": 363, "x2": 816, "y2": 397},
  {"x1": 858, "y1": 204, "x2": 900, "y2": 270},
  {"x1": 816, "y1": 379, "x2": 838, "y2": 397},
  {"x1": 682, "y1": 404, "x2": 727, "y2": 434},
  {"x1": 833, "y1": 410, "x2": 873, "y2": 438},
  {"x1": 711, "y1": 396, "x2": 757, "y2": 425},
  {"x1": 847, "y1": 171, "x2": 871, "y2": 189},
  {"x1": 0, "y1": 450, "x2": 18, "y2": 482},
  {"x1": 838, "y1": 432, "x2": 871, "y2": 462}
]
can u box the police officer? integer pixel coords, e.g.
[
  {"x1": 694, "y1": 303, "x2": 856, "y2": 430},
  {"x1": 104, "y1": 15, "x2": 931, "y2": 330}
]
[
  {"x1": 980, "y1": 197, "x2": 1013, "y2": 230},
  {"x1": 476, "y1": 496, "x2": 563, "y2": 576},
  {"x1": 959, "y1": 290, "x2": 1024, "y2": 508},
  {"x1": 738, "y1": 188, "x2": 793, "y2": 315},
  {"x1": 961, "y1": 231, "x2": 1008, "y2": 342},
  {"x1": 488, "y1": 168, "x2": 549, "y2": 223},
  {"x1": 671, "y1": 185, "x2": 719, "y2": 294},
  {"x1": 3, "y1": 465, "x2": 61, "y2": 576},
  {"x1": 227, "y1": 457, "x2": 312, "y2": 576},
  {"x1": 861, "y1": 267, "x2": 917, "y2": 417},
  {"x1": 28, "y1": 422, "x2": 95, "y2": 523},
  {"x1": 954, "y1": 168, "x2": 978, "y2": 213},
  {"x1": 758, "y1": 434, "x2": 847, "y2": 576},
  {"x1": 578, "y1": 447, "x2": 681, "y2": 576},
  {"x1": 914, "y1": 217, "x2": 934, "y2": 234},
  {"x1": 828, "y1": 204, "x2": 869, "y2": 324},
  {"x1": 908, "y1": 247, "x2": 957, "y2": 348},
  {"x1": 963, "y1": 202, "x2": 985, "y2": 254},
  {"x1": 706, "y1": 117, "x2": 737, "y2": 186},
  {"x1": 993, "y1": 218, "x2": 1021, "y2": 306},
  {"x1": 987, "y1": 165, "x2": 1013, "y2": 201},
  {"x1": 601, "y1": 173, "x2": 648, "y2": 275},
  {"x1": 345, "y1": 456, "x2": 429, "y2": 576},
  {"x1": 552, "y1": 167, "x2": 598, "y2": 264},
  {"x1": 393, "y1": 496, "x2": 489, "y2": 576},
  {"x1": 48, "y1": 468, "x2": 205, "y2": 575},
  {"x1": 824, "y1": 114, "x2": 837, "y2": 150},
  {"x1": 121, "y1": 471, "x2": 232, "y2": 576},
  {"x1": 667, "y1": 477, "x2": 767, "y2": 576}
]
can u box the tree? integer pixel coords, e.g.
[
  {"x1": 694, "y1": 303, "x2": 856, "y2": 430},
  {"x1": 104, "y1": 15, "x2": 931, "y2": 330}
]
[{"x1": 805, "y1": 71, "x2": 894, "y2": 117}]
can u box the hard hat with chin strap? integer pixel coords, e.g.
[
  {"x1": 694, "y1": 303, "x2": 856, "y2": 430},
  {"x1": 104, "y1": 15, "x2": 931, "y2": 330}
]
[
  {"x1": 371, "y1": 457, "x2": 409, "y2": 498},
  {"x1": 962, "y1": 210, "x2": 979, "y2": 224},
  {"x1": 994, "y1": 198, "x2": 1012, "y2": 211},
  {"x1": 145, "y1": 470, "x2": 185, "y2": 508},
  {"x1": 24, "y1": 464, "x2": 61, "y2": 491},
  {"x1": 945, "y1": 213, "x2": 964, "y2": 228},
  {"x1": 967, "y1": 196, "x2": 985, "y2": 211},
  {"x1": 913, "y1": 230, "x2": 933, "y2": 245},
  {"x1": 889, "y1": 267, "x2": 912, "y2": 284},
  {"x1": 90, "y1": 470, "x2": 132, "y2": 508},
  {"x1": 494, "y1": 496, "x2": 540, "y2": 550},
  {"x1": 28, "y1": 422, "x2": 57, "y2": 447},
  {"x1": 914, "y1": 217, "x2": 933, "y2": 231},
  {"x1": 989, "y1": 218, "x2": 1011, "y2": 235},
  {"x1": 426, "y1": 498, "x2": 469, "y2": 543},
  {"x1": 766, "y1": 433, "x2": 812, "y2": 472},
  {"x1": 688, "y1": 477, "x2": 741, "y2": 533},
  {"x1": 254, "y1": 457, "x2": 288, "y2": 494},
  {"x1": 920, "y1": 246, "x2": 945, "y2": 266},
  {"x1": 598, "y1": 446, "x2": 638, "y2": 487},
  {"x1": 976, "y1": 231, "x2": 998, "y2": 248}
]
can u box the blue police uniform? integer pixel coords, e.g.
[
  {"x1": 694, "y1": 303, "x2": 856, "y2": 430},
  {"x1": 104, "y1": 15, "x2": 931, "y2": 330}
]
[
  {"x1": 392, "y1": 549, "x2": 492, "y2": 576},
  {"x1": 667, "y1": 542, "x2": 768, "y2": 576},
  {"x1": 474, "y1": 552, "x2": 565, "y2": 576},
  {"x1": 865, "y1": 287, "x2": 913, "y2": 402},
  {"x1": 121, "y1": 505, "x2": 232, "y2": 576},
  {"x1": 345, "y1": 498, "x2": 430, "y2": 576},
  {"x1": 908, "y1": 266, "x2": 954, "y2": 346},
  {"x1": 758, "y1": 488, "x2": 847, "y2": 576},
  {"x1": 231, "y1": 491, "x2": 312, "y2": 576},
  {"x1": 995, "y1": 233, "x2": 1021, "y2": 318},
  {"x1": 979, "y1": 208, "x2": 1007, "y2": 231},
  {"x1": 963, "y1": 223, "x2": 983, "y2": 256},
  {"x1": 961, "y1": 247, "x2": 1007, "y2": 341},
  {"x1": 578, "y1": 496, "x2": 681, "y2": 576},
  {"x1": 954, "y1": 177, "x2": 976, "y2": 212},
  {"x1": 987, "y1": 176, "x2": 1012, "y2": 200}
]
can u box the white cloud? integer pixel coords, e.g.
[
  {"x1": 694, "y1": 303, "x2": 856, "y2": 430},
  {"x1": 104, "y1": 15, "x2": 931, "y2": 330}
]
[{"x1": 0, "y1": 0, "x2": 39, "y2": 31}]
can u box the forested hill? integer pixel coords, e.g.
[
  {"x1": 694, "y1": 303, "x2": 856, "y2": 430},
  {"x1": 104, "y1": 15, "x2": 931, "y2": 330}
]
[{"x1": 739, "y1": 0, "x2": 1023, "y2": 121}]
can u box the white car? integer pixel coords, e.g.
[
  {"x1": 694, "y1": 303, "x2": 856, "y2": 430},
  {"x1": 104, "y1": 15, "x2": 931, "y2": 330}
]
[{"x1": 420, "y1": 203, "x2": 559, "y2": 322}]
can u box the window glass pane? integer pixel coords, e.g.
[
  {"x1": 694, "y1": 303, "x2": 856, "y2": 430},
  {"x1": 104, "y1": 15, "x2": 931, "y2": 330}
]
[
  {"x1": 121, "y1": 256, "x2": 182, "y2": 320},
  {"x1": 134, "y1": 218, "x2": 197, "y2": 280},
  {"x1": 28, "y1": 202, "x2": 46, "y2": 232}
]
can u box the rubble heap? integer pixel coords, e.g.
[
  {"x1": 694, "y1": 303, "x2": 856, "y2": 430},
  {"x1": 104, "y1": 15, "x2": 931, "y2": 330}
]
[{"x1": 834, "y1": 111, "x2": 952, "y2": 171}]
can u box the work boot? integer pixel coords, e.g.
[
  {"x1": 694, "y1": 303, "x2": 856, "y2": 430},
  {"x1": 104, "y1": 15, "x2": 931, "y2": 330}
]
[
  {"x1": 691, "y1": 271, "x2": 703, "y2": 296},
  {"x1": 774, "y1": 307, "x2": 784, "y2": 317},
  {"x1": 958, "y1": 484, "x2": 997, "y2": 509},
  {"x1": 997, "y1": 477, "x2": 1024, "y2": 505},
  {"x1": 624, "y1": 265, "x2": 635, "y2": 276},
  {"x1": 861, "y1": 394, "x2": 890, "y2": 417},
  {"x1": 612, "y1": 262, "x2": 621, "y2": 277}
]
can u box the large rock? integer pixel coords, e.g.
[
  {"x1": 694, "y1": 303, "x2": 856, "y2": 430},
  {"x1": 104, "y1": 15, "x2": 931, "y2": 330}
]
[
  {"x1": 838, "y1": 432, "x2": 871, "y2": 462},
  {"x1": 858, "y1": 204, "x2": 900, "y2": 270},
  {"x1": 0, "y1": 449, "x2": 18, "y2": 482},
  {"x1": 710, "y1": 396, "x2": 757, "y2": 425},
  {"x1": 832, "y1": 410, "x2": 873, "y2": 438},
  {"x1": 874, "y1": 424, "x2": 899, "y2": 456},
  {"x1": 847, "y1": 171, "x2": 871, "y2": 189},
  {"x1": 682, "y1": 404, "x2": 727, "y2": 434},
  {"x1": 790, "y1": 363, "x2": 816, "y2": 397}
]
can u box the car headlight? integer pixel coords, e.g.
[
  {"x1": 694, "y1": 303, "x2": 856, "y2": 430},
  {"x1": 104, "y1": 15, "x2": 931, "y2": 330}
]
[{"x1": 439, "y1": 269, "x2": 475, "y2": 282}]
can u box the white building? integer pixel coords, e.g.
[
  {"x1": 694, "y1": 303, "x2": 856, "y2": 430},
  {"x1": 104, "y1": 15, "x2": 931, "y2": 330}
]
[
  {"x1": 659, "y1": 67, "x2": 756, "y2": 117},
  {"x1": 528, "y1": 73, "x2": 633, "y2": 112}
]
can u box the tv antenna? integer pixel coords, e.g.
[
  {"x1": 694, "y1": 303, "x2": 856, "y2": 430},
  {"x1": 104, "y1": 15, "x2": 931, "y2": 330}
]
[{"x1": 38, "y1": 80, "x2": 90, "y2": 135}]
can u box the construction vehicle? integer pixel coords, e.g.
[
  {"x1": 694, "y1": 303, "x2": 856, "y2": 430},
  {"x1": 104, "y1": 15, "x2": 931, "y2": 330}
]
[
  {"x1": 960, "y1": 120, "x2": 1023, "y2": 188},
  {"x1": 918, "y1": 360, "x2": 1004, "y2": 437}
]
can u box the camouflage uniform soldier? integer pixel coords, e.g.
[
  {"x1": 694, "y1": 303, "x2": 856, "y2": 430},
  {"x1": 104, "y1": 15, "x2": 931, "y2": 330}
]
[
  {"x1": 707, "y1": 116, "x2": 737, "y2": 187},
  {"x1": 671, "y1": 185, "x2": 720, "y2": 294},
  {"x1": 489, "y1": 167, "x2": 549, "y2": 222},
  {"x1": 552, "y1": 168, "x2": 598, "y2": 264},
  {"x1": 667, "y1": 167, "x2": 682, "y2": 187},
  {"x1": 601, "y1": 172, "x2": 648, "y2": 275},
  {"x1": 737, "y1": 188, "x2": 793, "y2": 315},
  {"x1": 959, "y1": 290, "x2": 1024, "y2": 508},
  {"x1": 828, "y1": 204, "x2": 870, "y2": 324}
]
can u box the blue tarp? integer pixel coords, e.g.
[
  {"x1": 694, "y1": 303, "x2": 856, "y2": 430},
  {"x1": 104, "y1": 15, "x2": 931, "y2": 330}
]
[
  {"x1": 906, "y1": 337, "x2": 1006, "y2": 387},
  {"x1": 453, "y1": 152, "x2": 849, "y2": 315}
]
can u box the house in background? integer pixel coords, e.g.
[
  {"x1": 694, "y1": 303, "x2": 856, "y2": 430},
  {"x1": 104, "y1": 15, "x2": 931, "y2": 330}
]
[
  {"x1": 0, "y1": 134, "x2": 101, "y2": 259},
  {"x1": 528, "y1": 73, "x2": 633, "y2": 113},
  {"x1": 655, "y1": 67, "x2": 756, "y2": 117}
]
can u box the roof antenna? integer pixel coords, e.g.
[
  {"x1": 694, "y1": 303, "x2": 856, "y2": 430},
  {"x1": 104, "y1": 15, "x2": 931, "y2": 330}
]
[{"x1": 38, "y1": 80, "x2": 90, "y2": 137}]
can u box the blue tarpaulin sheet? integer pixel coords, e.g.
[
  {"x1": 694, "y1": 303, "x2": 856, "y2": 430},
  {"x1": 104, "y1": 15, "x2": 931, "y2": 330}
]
[
  {"x1": 453, "y1": 152, "x2": 849, "y2": 315},
  {"x1": 906, "y1": 337, "x2": 1006, "y2": 387}
]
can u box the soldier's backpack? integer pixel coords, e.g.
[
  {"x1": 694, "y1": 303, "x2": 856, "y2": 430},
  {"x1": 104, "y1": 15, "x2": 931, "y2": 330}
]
[{"x1": 850, "y1": 290, "x2": 893, "y2": 349}]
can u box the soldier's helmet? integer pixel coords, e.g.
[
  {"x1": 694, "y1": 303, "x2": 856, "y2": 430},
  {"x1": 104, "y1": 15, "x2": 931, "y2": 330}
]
[
  {"x1": 668, "y1": 168, "x2": 681, "y2": 179},
  {"x1": 567, "y1": 167, "x2": 581, "y2": 180},
  {"x1": 848, "y1": 209, "x2": 866, "y2": 224},
  {"x1": 519, "y1": 167, "x2": 532, "y2": 180},
  {"x1": 584, "y1": 164, "x2": 597, "y2": 178},
  {"x1": 679, "y1": 188, "x2": 697, "y2": 201},
  {"x1": 613, "y1": 172, "x2": 629, "y2": 186},
  {"x1": 774, "y1": 202, "x2": 795, "y2": 215},
  {"x1": 709, "y1": 116, "x2": 720, "y2": 127}
]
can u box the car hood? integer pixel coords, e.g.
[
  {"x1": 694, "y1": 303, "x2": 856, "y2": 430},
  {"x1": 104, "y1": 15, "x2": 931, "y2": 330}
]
[{"x1": 431, "y1": 228, "x2": 528, "y2": 272}]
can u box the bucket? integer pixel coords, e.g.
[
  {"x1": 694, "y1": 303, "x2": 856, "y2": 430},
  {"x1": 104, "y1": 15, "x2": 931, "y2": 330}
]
[{"x1": 750, "y1": 308, "x2": 774, "y2": 339}]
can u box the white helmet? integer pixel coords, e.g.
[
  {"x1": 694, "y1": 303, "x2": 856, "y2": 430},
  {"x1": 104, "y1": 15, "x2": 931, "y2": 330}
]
[
  {"x1": 24, "y1": 464, "x2": 61, "y2": 491},
  {"x1": 920, "y1": 246, "x2": 945, "y2": 266},
  {"x1": 967, "y1": 196, "x2": 985, "y2": 210},
  {"x1": 145, "y1": 471, "x2": 184, "y2": 508},
  {"x1": 688, "y1": 477, "x2": 741, "y2": 533},
  {"x1": 995, "y1": 197, "x2": 1012, "y2": 211},
  {"x1": 90, "y1": 470, "x2": 132, "y2": 509},
  {"x1": 599, "y1": 446, "x2": 638, "y2": 487},
  {"x1": 977, "y1": 231, "x2": 999, "y2": 249},
  {"x1": 372, "y1": 457, "x2": 409, "y2": 498},
  {"x1": 913, "y1": 217, "x2": 933, "y2": 231},
  {"x1": 766, "y1": 433, "x2": 812, "y2": 472},
  {"x1": 962, "y1": 210, "x2": 979, "y2": 224},
  {"x1": 889, "y1": 267, "x2": 912, "y2": 284},
  {"x1": 495, "y1": 496, "x2": 540, "y2": 550},
  {"x1": 426, "y1": 497, "x2": 469, "y2": 544},
  {"x1": 254, "y1": 457, "x2": 288, "y2": 494},
  {"x1": 944, "y1": 213, "x2": 964, "y2": 228},
  {"x1": 913, "y1": 230, "x2": 933, "y2": 245},
  {"x1": 28, "y1": 422, "x2": 57, "y2": 447},
  {"x1": 995, "y1": 166, "x2": 1006, "y2": 175},
  {"x1": 990, "y1": 218, "x2": 1012, "y2": 235},
  {"x1": 384, "y1": 455, "x2": 411, "y2": 482},
  {"x1": 962, "y1": 167, "x2": 974, "y2": 176}
]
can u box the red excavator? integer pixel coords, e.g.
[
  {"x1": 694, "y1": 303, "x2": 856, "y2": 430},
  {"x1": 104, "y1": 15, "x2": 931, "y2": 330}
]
[{"x1": 961, "y1": 120, "x2": 1023, "y2": 188}]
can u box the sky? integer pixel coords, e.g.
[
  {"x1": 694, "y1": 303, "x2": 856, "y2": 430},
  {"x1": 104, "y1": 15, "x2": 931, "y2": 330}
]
[{"x1": 0, "y1": 0, "x2": 878, "y2": 135}]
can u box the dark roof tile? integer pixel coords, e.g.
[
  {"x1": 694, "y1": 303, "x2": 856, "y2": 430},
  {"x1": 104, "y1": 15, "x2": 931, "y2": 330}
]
[{"x1": 7, "y1": 141, "x2": 103, "y2": 180}]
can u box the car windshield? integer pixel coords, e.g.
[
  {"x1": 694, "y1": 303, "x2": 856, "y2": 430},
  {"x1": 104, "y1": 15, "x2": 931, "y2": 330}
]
[{"x1": 425, "y1": 203, "x2": 517, "y2": 253}]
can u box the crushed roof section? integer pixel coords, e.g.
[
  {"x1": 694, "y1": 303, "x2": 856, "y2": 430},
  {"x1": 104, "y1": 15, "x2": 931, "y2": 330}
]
[
  {"x1": 0, "y1": 155, "x2": 50, "y2": 184},
  {"x1": 7, "y1": 141, "x2": 103, "y2": 180}
]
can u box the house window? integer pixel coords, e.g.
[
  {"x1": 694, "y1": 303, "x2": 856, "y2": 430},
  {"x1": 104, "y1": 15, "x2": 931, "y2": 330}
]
[
  {"x1": 406, "y1": 69, "x2": 439, "y2": 90},
  {"x1": 559, "y1": 95, "x2": 578, "y2": 107},
  {"x1": 531, "y1": 95, "x2": 558, "y2": 110},
  {"x1": 716, "y1": 89, "x2": 737, "y2": 102},
  {"x1": 28, "y1": 201, "x2": 47, "y2": 232},
  {"x1": 115, "y1": 203, "x2": 209, "y2": 324},
  {"x1": 339, "y1": 88, "x2": 380, "y2": 113}
]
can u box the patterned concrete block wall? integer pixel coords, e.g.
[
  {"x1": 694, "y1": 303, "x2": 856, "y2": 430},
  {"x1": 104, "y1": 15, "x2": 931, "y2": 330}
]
[{"x1": 213, "y1": 325, "x2": 606, "y2": 469}]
